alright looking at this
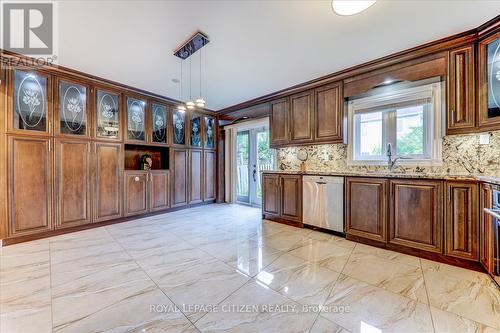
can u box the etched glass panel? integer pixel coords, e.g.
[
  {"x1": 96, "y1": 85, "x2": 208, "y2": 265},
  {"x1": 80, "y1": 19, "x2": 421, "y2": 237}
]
[
  {"x1": 127, "y1": 97, "x2": 146, "y2": 141},
  {"x1": 190, "y1": 113, "x2": 202, "y2": 147},
  {"x1": 204, "y1": 116, "x2": 215, "y2": 148},
  {"x1": 152, "y1": 103, "x2": 167, "y2": 143},
  {"x1": 96, "y1": 90, "x2": 119, "y2": 138},
  {"x1": 59, "y1": 81, "x2": 87, "y2": 135},
  {"x1": 172, "y1": 110, "x2": 186, "y2": 145},
  {"x1": 487, "y1": 37, "x2": 500, "y2": 119},
  {"x1": 13, "y1": 70, "x2": 47, "y2": 131}
]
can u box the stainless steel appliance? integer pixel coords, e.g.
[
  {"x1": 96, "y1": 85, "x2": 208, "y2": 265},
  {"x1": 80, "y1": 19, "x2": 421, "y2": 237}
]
[
  {"x1": 303, "y1": 176, "x2": 344, "y2": 234},
  {"x1": 484, "y1": 185, "x2": 500, "y2": 286}
]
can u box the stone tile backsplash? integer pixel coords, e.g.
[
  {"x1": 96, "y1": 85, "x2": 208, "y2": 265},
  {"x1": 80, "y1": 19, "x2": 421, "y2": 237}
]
[{"x1": 277, "y1": 130, "x2": 500, "y2": 177}]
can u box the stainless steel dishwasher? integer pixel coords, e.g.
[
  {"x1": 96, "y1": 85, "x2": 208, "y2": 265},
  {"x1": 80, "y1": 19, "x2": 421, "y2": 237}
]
[{"x1": 303, "y1": 176, "x2": 344, "y2": 234}]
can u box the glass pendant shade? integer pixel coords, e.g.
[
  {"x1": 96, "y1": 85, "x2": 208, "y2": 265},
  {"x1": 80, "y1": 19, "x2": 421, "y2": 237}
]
[
  {"x1": 331, "y1": 0, "x2": 376, "y2": 16},
  {"x1": 176, "y1": 104, "x2": 186, "y2": 112},
  {"x1": 195, "y1": 97, "x2": 206, "y2": 108},
  {"x1": 186, "y1": 100, "x2": 195, "y2": 109}
]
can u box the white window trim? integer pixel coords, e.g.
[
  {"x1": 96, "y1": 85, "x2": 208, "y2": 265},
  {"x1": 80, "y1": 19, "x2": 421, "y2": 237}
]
[{"x1": 347, "y1": 82, "x2": 443, "y2": 167}]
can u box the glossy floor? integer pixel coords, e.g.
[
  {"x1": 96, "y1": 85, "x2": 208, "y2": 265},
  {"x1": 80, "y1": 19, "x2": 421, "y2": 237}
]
[{"x1": 1, "y1": 204, "x2": 499, "y2": 333}]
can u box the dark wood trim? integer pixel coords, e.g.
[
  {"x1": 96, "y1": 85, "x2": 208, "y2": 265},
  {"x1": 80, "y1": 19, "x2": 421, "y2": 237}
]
[
  {"x1": 217, "y1": 15, "x2": 499, "y2": 115},
  {"x1": 0, "y1": 67, "x2": 7, "y2": 239},
  {"x1": 2, "y1": 200, "x2": 215, "y2": 246},
  {"x1": 263, "y1": 215, "x2": 303, "y2": 228}
]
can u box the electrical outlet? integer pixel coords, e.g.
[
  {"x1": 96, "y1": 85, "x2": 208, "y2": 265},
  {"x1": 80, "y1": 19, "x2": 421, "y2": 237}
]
[{"x1": 479, "y1": 133, "x2": 490, "y2": 145}]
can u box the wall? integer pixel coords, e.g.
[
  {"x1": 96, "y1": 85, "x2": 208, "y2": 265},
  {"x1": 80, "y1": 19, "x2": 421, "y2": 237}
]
[{"x1": 277, "y1": 130, "x2": 500, "y2": 177}]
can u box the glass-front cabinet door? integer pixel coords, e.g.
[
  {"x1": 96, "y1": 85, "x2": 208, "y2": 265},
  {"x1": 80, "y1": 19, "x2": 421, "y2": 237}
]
[
  {"x1": 172, "y1": 110, "x2": 186, "y2": 145},
  {"x1": 96, "y1": 89, "x2": 120, "y2": 139},
  {"x1": 190, "y1": 112, "x2": 202, "y2": 147},
  {"x1": 151, "y1": 103, "x2": 168, "y2": 144},
  {"x1": 126, "y1": 97, "x2": 146, "y2": 141},
  {"x1": 204, "y1": 116, "x2": 215, "y2": 149},
  {"x1": 58, "y1": 80, "x2": 88, "y2": 136},
  {"x1": 479, "y1": 33, "x2": 500, "y2": 128},
  {"x1": 11, "y1": 70, "x2": 50, "y2": 133}
]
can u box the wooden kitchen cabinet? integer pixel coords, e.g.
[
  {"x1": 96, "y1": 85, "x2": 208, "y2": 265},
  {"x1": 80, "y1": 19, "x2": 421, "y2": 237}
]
[
  {"x1": 270, "y1": 98, "x2": 289, "y2": 147},
  {"x1": 262, "y1": 173, "x2": 302, "y2": 224},
  {"x1": 444, "y1": 181, "x2": 478, "y2": 260},
  {"x1": 171, "y1": 148, "x2": 188, "y2": 207},
  {"x1": 389, "y1": 179, "x2": 443, "y2": 253},
  {"x1": 124, "y1": 171, "x2": 148, "y2": 216},
  {"x1": 188, "y1": 149, "x2": 203, "y2": 204},
  {"x1": 480, "y1": 182, "x2": 494, "y2": 273},
  {"x1": 314, "y1": 82, "x2": 343, "y2": 142},
  {"x1": 447, "y1": 45, "x2": 475, "y2": 134},
  {"x1": 7, "y1": 136, "x2": 53, "y2": 236},
  {"x1": 150, "y1": 170, "x2": 170, "y2": 212},
  {"x1": 55, "y1": 139, "x2": 92, "y2": 228},
  {"x1": 94, "y1": 142, "x2": 122, "y2": 222},
  {"x1": 203, "y1": 150, "x2": 216, "y2": 201},
  {"x1": 345, "y1": 177, "x2": 388, "y2": 243},
  {"x1": 262, "y1": 173, "x2": 280, "y2": 217},
  {"x1": 289, "y1": 90, "x2": 314, "y2": 144}
]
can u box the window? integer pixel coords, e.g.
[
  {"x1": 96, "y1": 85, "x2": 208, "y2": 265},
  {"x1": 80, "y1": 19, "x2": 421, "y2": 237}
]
[{"x1": 348, "y1": 82, "x2": 443, "y2": 166}]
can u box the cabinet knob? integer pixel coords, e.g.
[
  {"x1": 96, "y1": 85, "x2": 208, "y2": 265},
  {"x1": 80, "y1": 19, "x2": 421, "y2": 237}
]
[{"x1": 134, "y1": 176, "x2": 140, "y2": 182}]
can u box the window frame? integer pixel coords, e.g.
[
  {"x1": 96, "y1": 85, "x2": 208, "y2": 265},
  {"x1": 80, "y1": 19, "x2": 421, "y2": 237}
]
[{"x1": 347, "y1": 82, "x2": 443, "y2": 167}]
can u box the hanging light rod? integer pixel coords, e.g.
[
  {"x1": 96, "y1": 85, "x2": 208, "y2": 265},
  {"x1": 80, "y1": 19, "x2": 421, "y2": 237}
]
[{"x1": 174, "y1": 31, "x2": 210, "y2": 60}]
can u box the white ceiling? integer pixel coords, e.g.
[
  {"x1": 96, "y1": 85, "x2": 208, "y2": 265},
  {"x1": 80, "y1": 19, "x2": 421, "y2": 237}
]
[{"x1": 56, "y1": 0, "x2": 499, "y2": 111}]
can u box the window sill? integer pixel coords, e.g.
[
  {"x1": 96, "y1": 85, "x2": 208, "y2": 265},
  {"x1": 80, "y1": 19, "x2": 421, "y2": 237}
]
[{"x1": 347, "y1": 159, "x2": 443, "y2": 167}]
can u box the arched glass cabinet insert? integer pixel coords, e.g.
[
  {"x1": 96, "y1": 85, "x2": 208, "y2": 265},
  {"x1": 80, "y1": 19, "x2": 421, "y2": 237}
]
[
  {"x1": 13, "y1": 70, "x2": 48, "y2": 132},
  {"x1": 59, "y1": 81, "x2": 87, "y2": 135},
  {"x1": 487, "y1": 37, "x2": 500, "y2": 119},
  {"x1": 152, "y1": 103, "x2": 168, "y2": 144},
  {"x1": 204, "y1": 116, "x2": 215, "y2": 149},
  {"x1": 96, "y1": 90, "x2": 120, "y2": 139},
  {"x1": 190, "y1": 112, "x2": 202, "y2": 147},
  {"x1": 172, "y1": 110, "x2": 186, "y2": 145},
  {"x1": 127, "y1": 97, "x2": 146, "y2": 141}
]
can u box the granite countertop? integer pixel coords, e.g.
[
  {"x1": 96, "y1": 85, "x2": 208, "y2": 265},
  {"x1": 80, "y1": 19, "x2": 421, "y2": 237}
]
[{"x1": 261, "y1": 170, "x2": 500, "y2": 184}]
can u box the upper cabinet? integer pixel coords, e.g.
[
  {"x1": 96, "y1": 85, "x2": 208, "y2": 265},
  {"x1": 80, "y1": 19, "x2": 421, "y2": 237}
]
[
  {"x1": 9, "y1": 69, "x2": 51, "y2": 135},
  {"x1": 269, "y1": 81, "x2": 344, "y2": 148},
  {"x1": 95, "y1": 88, "x2": 121, "y2": 140},
  {"x1": 204, "y1": 116, "x2": 215, "y2": 149},
  {"x1": 189, "y1": 112, "x2": 203, "y2": 147},
  {"x1": 478, "y1": 32, "x2": 500, "y2": 130},
  {"x1": 314, "y1": 82, "x2": 343, "y2": 142},
  {"x1": 172, "y1": 109, "x2": 186, "y2": 145},
  {"x1": 289, "y1": 90, "x2": 314, "y2": 144},
  {"x1": 56, "y1": 78, "x2": 90, "y2": 137},
  {"x1": 447, "y1": 45, "x2": 475, "y2": 134},
  {"x1": 270, "y1": 98, "x2": 290, "y2": 147},
  {"x1": 151, "y1": 102, "x2": 168, "y2": 144},
  {"x1": 126, "y1": 96, "x2": 146, "y2": 142}
]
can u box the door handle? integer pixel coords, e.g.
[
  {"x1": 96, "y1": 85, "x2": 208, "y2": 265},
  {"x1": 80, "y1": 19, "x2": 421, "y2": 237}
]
[
  {"x1": 252, "y1": 169, "x2": 257, "y2": 182},
  {"x1": 315, "y1": 182, "x2": 327, "y2": 185}
]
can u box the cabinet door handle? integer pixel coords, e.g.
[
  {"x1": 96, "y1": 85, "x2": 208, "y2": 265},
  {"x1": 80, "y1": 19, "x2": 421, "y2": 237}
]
[
  {"x1": 48, "y1": 141, "x2": 51, "y2": 152},
  {"x1": 134, "y1": 176, "x2": 140, "y2": 182}
]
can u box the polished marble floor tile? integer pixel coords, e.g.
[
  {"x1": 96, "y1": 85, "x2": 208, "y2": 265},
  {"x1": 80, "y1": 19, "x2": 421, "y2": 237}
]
[{"x1": 1, "y1": 204, "x2": 499, "y2": 333}]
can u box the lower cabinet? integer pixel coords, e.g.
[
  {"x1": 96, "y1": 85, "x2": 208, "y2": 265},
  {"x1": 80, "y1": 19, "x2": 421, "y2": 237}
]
[
  {"x1": 389, "y1": 179, "x2": 443, "y2": 253},
  {"x1": 203, "y1": 150, "x2": 216, "y2": 201},
  {"x1": 55, "y1": 139, "x2": 92, "y2": 228},
  {"x1": 150, "y1": 170, "x2": 170, "y2": 212},
  {"x1": 172, "y1": 148, "x2": 188, "y2": 207},
  {"x1": 188, "y1": 149, "x2": 203, "y2": 204},
  {"x1": 480, "y1": 182, "x2": 494, "y2": 272},
  {"x1": 7, "y1": 136, "x2": 53, "y2": 236},
  {"x1": 345, "y1": 177, "x2": 388, "y2": 243},
  {"x1": 94, "y1": 142, "x2": 123, "y2": 222},
  {"x1": 124, "y1": 171, "x2": 149, "y2": 217},
  {"x1": 262, "y1": 173, "x2": 302, "y2": 224},
  {"x1": 444, "y1": 181, "x2": 478, "y2": 260}
]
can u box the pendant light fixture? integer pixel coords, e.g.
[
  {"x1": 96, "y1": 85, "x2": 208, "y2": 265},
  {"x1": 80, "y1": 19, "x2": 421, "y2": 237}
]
[
  {"x1": 195, "y1": 48, "x2": 206, "y2": 108},
  {"x1": 176, "y1": 58, "x2": 186, "y2": 112},
  {"x1": 186, "y1": 55, "x2": 195, "y2": 110},
  {"x1": 331, "y1": 0, "x2": 376, "y2": 16}
]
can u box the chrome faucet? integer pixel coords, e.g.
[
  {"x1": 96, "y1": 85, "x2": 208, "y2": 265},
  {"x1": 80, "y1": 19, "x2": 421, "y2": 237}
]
[{"x1": 387, "y1": 143, "x2": 406, "y2": 171}]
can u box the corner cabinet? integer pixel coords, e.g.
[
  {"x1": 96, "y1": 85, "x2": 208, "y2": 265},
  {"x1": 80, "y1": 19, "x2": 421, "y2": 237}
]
[
  {"x1": 262, "y1": 173, "x2": 302, "y2": 225},
  {"x1": 389, "y1": 179, "x2": 443, "y2": 253},
  {"x1": 7, "y1": 136, "x2": 53, "y2": 236},
  {"x1": 444, "y1": 181, "x2": 478, "y2": 260},
  {"x1": 345, "y1": 177, "x2": 388, "y2": 243}
]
